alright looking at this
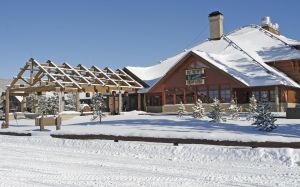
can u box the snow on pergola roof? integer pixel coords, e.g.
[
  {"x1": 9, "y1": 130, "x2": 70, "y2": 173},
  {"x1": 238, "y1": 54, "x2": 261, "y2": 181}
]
[
  {"x1": 126, "y1": 25, "x2": 300, "y2": 89},
  {"x1": 8, "y1": 58, "x2": 143, "y2": 95}
]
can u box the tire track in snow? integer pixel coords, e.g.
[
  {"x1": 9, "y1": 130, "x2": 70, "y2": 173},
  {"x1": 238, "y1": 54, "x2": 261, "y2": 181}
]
[{"x1": 0, "y1": 136, "x2": 299, "y2": 186}]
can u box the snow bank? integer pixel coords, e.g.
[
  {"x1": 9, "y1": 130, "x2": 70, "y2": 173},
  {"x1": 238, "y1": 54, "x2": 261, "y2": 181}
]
[{"x1": 0, "y1": 135, "x2": 299, "y2": 186}]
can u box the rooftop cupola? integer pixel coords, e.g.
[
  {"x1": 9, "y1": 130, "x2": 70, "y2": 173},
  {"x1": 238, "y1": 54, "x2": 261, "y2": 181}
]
[{"x1": 208, "y1": 11, "x2": 224, "y2": 40}]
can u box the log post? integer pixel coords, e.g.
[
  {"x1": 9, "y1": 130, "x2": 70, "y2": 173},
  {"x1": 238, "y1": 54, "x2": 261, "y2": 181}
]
[
  {"x1": 33, "y1": 93, "x2": 38, "y2": 113},
  {"x1": 137, "y1": 93, "x2": 141, "y2": 111},
  {"x1": 143, "y1": 93, "x2": 147, "y2": 112},
  {"x1": 5, "y1": 88, "x2": 10, "y2": 128},
  {"x1": 275, "y1": 86, "x2": 280, "y2": 112},
  {"x1": 21, "y1": 97, "x2": 26, "y2": 112},
  {"x1": 58, "y1": 92, "x2": 65, "y2": 113},
  {"x1": 118, "y1": 91, "x2": 122, "y2": 114},
  {"x1": 76, "y1": 92, "x2": 80, "y2": 112}
]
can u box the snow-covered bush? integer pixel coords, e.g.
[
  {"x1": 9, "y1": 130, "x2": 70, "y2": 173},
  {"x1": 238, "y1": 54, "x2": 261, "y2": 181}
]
[
  {"x1": 246, "y1": 95, "x2": 257, "y2": 121},
  {"x1": 192, "y1": 99, "x2": 205, "y2": 119},
  {"x1": 252, "y1": 97, "x2": 277, "y2": 132},
  {"x1": 64, "y1": 93, "x2": 76, "y2": 111},
  {"x1": 38, "y1": 93, "x2": 59, "y2": 116},
  {"x1": 177, "y1": 101, "x2": 186, "y2": 118},
  {"x1": 227, "y1": 99, "x2": 240, "y2": 120},
  {"x1": 209, "y1": 98, "x2": 225, "y2": 122},
  {"x1": 91, "y1": 93, "x2": 106, "y2": 124}
]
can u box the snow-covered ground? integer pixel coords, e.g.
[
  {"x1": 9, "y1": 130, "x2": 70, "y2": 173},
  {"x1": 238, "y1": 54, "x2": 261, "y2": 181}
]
[
  {"x1": 2, "y1": 111, "x2": 300, "y2": 143},
  {"x1": 0, "y1": 135, "x2": 300, "y2": 186}
]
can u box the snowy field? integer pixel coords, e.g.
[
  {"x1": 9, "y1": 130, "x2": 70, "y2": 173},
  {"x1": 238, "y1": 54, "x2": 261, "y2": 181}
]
[
  {"x1": 0, "y1": 135, "x2": 300, "y2": 186},
  {"x1": 2, "y1": 111, "x2": 300, "y2": 143}
]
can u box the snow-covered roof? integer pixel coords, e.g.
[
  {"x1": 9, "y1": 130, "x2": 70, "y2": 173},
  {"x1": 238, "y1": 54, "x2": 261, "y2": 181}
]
[{"x1": 126, "y1": 25, "x2": 300, "y2": 89}]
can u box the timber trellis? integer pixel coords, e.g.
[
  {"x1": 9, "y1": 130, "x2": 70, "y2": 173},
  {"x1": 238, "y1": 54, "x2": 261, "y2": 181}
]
[{"x1": 3, "y1": 58, "x2": 143, "y2": 127}]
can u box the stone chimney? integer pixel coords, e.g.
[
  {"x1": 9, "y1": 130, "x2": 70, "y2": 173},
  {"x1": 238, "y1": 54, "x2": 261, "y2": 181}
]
[
  {"x1": 261, "y1": 16, "x2": 280, "y2": 35},
  {"x1": 208, "y1": 11, "x2": 224, "y2": 40}
]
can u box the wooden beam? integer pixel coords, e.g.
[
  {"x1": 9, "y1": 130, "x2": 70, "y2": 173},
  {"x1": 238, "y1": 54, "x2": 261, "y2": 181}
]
[
  {"x1": 31, "y1": 59, "x2": 65, "y2": 89},
  {"x1": 10, "y1": 62, "x2": 30, "y2": 88},
  {"x1": 47, "y1": 61, "x2": 82, "y2": 90},
  {"x1": 31, "y1": 71, "x2": 44, "y2": 85},
  {"x1": 76, "y1": 92, "x2": 80, "y2": 112},
  {"x1": 63, "y1": 62, "x2": 91, "y2": 85}
]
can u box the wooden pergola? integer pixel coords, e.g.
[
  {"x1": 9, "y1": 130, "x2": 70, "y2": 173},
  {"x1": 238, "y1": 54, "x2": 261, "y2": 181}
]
[{"x1": 3, "y1": 58, "x2": 143, "y2": 127}]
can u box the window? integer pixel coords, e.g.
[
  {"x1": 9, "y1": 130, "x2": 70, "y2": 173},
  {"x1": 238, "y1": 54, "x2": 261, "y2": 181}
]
[
  {"x1": 209, "y1": 86, "x2": 218, "y2": 102},
  {"x1": 260, "y1": 91, "x2": 268, "y2": 101},
  {"x1": 186, "y1": 69, "x2": 205, "y2": 85},
  {"x1": 252, "y1": 91, "x2": 260, "y2": 101},
  {"x1": 197, "y1": 86, "x2": 207, "y2": 103},
  {"x1": 175, "y1": 88, "x2": 184, "y2": 104},
  {"x1": 166, "y1": 89, "x2": 174, "y2": 104},
  {"x1": 186, "y1": 87, "x2": 195, "y2": 104},
  {"x1": 147, "y1": 94, "x2": 162, "y2": 106},
  {"x1": 220, "y1": 86, "x2": 231, "y2": 103},
  {"x1": 86, "y1": 93, "x2": 90, "y2": 98},
  {"x1": 270, "y1": 90, "x2": 275, "y2": 102}
]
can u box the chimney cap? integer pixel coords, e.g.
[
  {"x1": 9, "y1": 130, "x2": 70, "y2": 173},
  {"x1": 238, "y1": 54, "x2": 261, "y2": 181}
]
[{"x1": 209, "y1": 11, "x2": 223, "y2": 17}]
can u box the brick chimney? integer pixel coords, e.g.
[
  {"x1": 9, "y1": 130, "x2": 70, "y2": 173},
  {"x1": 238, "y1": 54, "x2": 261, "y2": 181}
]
[{"x1": 208, "y1": 11, "x2": 224, "y2": 40}]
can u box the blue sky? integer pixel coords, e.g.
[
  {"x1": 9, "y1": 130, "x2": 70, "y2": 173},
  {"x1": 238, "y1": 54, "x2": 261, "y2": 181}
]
[{"x1": 0, "y1": 0, "x2": 299, "y2": 79}]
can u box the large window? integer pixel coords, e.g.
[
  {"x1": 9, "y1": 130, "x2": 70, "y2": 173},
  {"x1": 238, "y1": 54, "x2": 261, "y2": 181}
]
[
  {"x1": 147, "y1": 94, "x2": 162, "y2": 106},
  {"x1": 186, "y1": 87, "x2": 195, "y2": 104},
  {"x1": 197, "y1": 86, "x2": 207, "y2": 103},
  {"x1": 209, "y1": 86, "x2": 218, "y2": 102},
  {"x1": 252, "y1": 91, "x2": 260, "y2": 101},
  {"x1": 166, "y1": 89, "x2": 174, "y2": 104},
  {"x1": 260, "y1": 91, "x2": 269, "y2": 101},
  {"x1": 175, "y1": 88, "x2": 184, "y2": 104},
  {"x1": 220, "y1": 85, "x2": 231, "y2": 103},
  {"x1": 251, "y1": 90, "x2": 272, "y2": 102},
  {"x1": 270, "y1": 90, "x2": 275, "y2": 102}
]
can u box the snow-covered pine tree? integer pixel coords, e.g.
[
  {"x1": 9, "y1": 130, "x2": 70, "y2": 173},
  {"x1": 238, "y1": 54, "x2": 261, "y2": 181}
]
[
  {"x1": 246, "y1": 95, "x2": 257, "y2": 121},
  {"x1": 177, "y1": 101, "x2": 186, "y2": 118},
  {"x1": 252, "y1": 96, "x2": 277, "y2": 132},
  {"x1": 209, "y1": 98, "x2": 225, "y2": 122},
  {"x1": 64, "y1": 93, "x2": 76, "y2": 111},
  {"x1": 192, "y1": 99, "x2": 205, "y2": 119},
  {"x1": 26, "y1": 94, "x2": 35, "y2": 112},
  {"x1": 38, "y1": 93, "x2": 59, "y2": 116},
  {"x1": 91, "y1": 93, "x2": 106, "y2": 124},
  {"x1": 227, "y1": 99, "x2": 240, "y2": 120}
]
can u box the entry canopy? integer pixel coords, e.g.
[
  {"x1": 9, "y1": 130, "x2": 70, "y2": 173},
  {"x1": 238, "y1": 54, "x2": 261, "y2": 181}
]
[{"x1": 8, "y1": 58, "x2": 143, "y2": 95}]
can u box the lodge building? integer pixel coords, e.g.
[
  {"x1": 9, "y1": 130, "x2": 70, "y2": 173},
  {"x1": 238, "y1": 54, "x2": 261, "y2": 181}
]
[
  {"x1": 3, "y1": 12, "x2": 300, "y2": 116},
  {"x1": 124, "y1": 12, "x2": 300, "y2": 113}
]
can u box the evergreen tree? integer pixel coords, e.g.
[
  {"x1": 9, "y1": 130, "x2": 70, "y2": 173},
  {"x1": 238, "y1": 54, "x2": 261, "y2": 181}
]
[
  {"x1": 26, "y1": 94, "x2": 35, "y2": 112},
  {"x1": 246, "y1": 95, "x2": 257, "y2": 121},
  {"x1": 192, "y1": 99, "x2": 205, "y2": 119},
  {"x1": 177, "y1": 101, "x2": 186, "y2": 118},
  {"x1": 91, "y1": 93, "x2": 106, "y2": 124},
  {"x1": 38, "y1": 93, "x2": 59, "y2": 116},
  {"x1": 252, "y1": 96, "x2": 277, "y2": 132},
  {"x1": 64, "y1": 93, "x2": 76, "y2": 111},
  {"x1": 209, "y1": 98, "x2": 225, "y2": 122},
  {"x1": 227, "y1": 99, "x2": 240, "y2": 120}
]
